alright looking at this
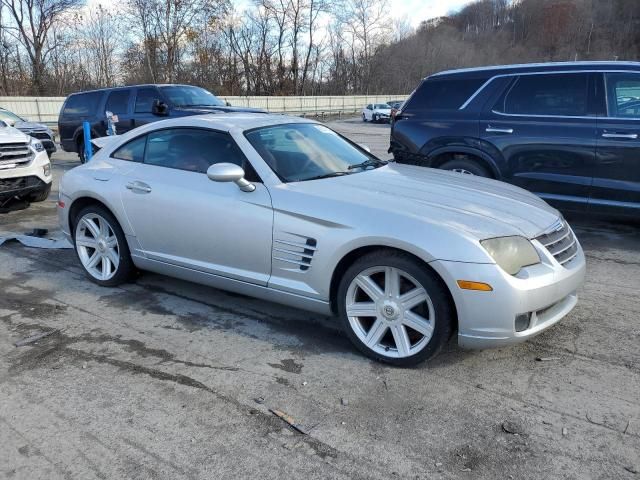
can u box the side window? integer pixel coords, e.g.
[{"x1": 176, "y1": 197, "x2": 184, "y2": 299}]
[
  {"x1": 497, "y1": 73, "x2": 590, "y2": 117},
  {"x1": 366, "y1": 104, "x2": 372, "y2": 110},
  {"x1": 62, "y1": 92, "x2": 103, "y2": 117},
  {"x1": 405, "y1": 78, "x2": 486, "y2": 111},
  {"x1": 112, "y1": 135, "x2": 146, "y2": 162},
  {"x1": 144, "y1": 128, "x2": 249, "y2": 174},
  {"x1": 135, "y1": 88, "x2": 161, "y2": 113},
  {"x1": 105, "y1": 90, "x2": 131, "y2": 114},
  {"x1": 606, "y1": 73, "x2": 640, "y2": 118}
]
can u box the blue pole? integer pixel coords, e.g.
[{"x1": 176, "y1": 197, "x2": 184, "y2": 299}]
[{"x1": 83, "y1": 121, "x2": 92, "y2": 162}]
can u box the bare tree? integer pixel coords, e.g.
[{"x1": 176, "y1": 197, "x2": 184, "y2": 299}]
[{"x1": 1, "y1": 0, "x2": 84, "y2": 94}]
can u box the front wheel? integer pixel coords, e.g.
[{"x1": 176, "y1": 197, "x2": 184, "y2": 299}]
[
  {"x1": 362, "y1": 113, "x2": 367, "y2": 122},
  {"x1": 28, "y1": 183, "x2": 51, "y2": 202},
  {"x1": 73, "y1": 205, "x2": 135, "y2": 286},
  {"x1": 337, "y1": 250, "x2": 454, "y2": 366},
  {"x1": 440, "y1": 158, "x2": 491, "y2": 177}
]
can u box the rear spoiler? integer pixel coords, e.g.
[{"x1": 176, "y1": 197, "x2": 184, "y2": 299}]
[{"x1": 90, "y1": 136, "x2": 118, "y2": 149}]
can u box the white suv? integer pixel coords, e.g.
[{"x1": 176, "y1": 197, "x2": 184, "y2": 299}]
[{"x1": 0, "y1": 123, "x2": 52, "y2": 210}]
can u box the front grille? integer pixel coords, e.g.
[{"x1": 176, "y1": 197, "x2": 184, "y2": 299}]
[
  {"x1": 535, "y1": 220, "x2": 578, "y2": 267},
  {"x1": 0, "y1": 142, "x2": 32, "y2": 167}
]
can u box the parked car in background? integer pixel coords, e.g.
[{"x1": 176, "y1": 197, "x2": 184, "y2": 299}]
[
  {"x1": 58, "y1": 113, "x2": 584, "y2": 365},
  {"x1": 0, "y1": 123, "x2": 52, "y2": 211},
  {"x1": 58, "y1": 84, "x2": 265, "y2": 163},
  {"x1": 390, "y1": 61, "x2": 640, "y2": 218},
  {"x1": 389, "y1": 101, "x2": 404, "y2": 120},
  {"x1": 0, "y1": 107, "x2": 56, "y2": 156},
  {"x1": 362, "y1": 103, "x2": 392, "y2": 123}
]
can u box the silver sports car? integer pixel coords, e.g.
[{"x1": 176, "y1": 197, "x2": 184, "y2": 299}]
[{"x1": 58, "y1": 114, "x2": 586, "y2": 365}]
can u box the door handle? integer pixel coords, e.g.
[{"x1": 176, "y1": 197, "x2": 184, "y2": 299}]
[
  {"x1": 602, "y1": 132, "x2": 638, "y2": 140},
  {"x1": 486, "y1": 126, "x2": 514, "y2": 134},
  {"x1": 126, "y1": 182, "x2": 152, "y2": 193}
]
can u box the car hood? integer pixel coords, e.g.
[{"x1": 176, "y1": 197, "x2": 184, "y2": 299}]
[
  {"x1": 289, "y1": 163, "x2": 560, "y2": 240},
  {"x1": 0, "y1": 125, "x2": 30, "y2": 143},
  {"x1": 174, "y1": 105, "x2": 267, "y2": 114},
  {"x1": 14, "y1": 121, "x2": 49, "y2": 132},
  {"x1": 373, "y1": 108, "x2": 391, "y2": 114}
]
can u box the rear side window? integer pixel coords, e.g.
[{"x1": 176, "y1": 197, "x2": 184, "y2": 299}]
[
  {"x1": 497, "y1": 73, "x2": 590, "y2": 117},
  {"x1": 144, "y1": 128, "x2": 246, "y2": 173},
  {"x1": 112, "y1": 135, "x2": 146, "y2": 162},
  {"x1": 62, "y1": 92, "x2": 103, "y2": 117},
  {"x1": 135, "y1": 88, "x2": 161, "y2": 113},
  {"x1": 105, "y1": 90, "x2": 131, "y2": 114},
  {"x1": 406, "y1": 78, "x2": 486, "y2": 111},
  {"x1": 605, "y1": 72, "x2": 640, "y2": 118}
]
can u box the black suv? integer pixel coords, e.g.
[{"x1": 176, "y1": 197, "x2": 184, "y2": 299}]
[
  {"x1": 391, "y1": 62, "x2": 640, "y2": 217},
  {"x1": 58, "y1": 84, "x2": 264, "y2": 162}
]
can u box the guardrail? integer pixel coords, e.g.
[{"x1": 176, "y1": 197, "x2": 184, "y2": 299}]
[{"x1": 0, "y1": 94, "x2": 408, "y2": 125}]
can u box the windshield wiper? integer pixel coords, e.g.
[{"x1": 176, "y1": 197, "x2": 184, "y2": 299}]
[
  {"x1": 303, "y1": 171, "x2": 352, "y2": 181},
  {"x1": 347, "y1": 159, "x2": 388, "y2": 170}
]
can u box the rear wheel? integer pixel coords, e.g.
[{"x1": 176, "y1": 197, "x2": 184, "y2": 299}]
[
  {"x1": 337, "y1": 250, "x2": 454, "y2": 366},
  {"x1": 73, "y1": 205, "x2": 135, "y2": 286},
  {"x1": 440, "y1": 157, "x2": 492, "y2": 177}
]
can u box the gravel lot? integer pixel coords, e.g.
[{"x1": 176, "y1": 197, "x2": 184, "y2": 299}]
[{"x1": 1, "y1": 118, "x2": 639, "y2": 479}]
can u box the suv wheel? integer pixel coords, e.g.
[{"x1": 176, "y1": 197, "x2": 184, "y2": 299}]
[
  {"x1": 73, "y1": 205, "x2": 135, "y2": 286},
  {"x1": 440, "y1": 158, "x2": 492, "y2": 178},
  {"x1": 337, "y1": 250, "x2": 454, "y2": 366}
]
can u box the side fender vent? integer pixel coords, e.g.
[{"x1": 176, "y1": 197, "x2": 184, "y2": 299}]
[{"x1": 273, "y1": 235, "x2": 318, "y2": 272}]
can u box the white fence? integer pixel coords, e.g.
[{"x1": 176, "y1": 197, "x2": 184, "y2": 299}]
[{"x1": 0, "y1": 94, "x2": 407, "y2": 125}]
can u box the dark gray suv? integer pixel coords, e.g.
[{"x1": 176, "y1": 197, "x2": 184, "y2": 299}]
[{"x1": 391, "y1": 61, "x2": 640, "y2": 218}]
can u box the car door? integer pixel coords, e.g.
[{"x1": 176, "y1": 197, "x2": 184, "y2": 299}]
[
  {"x1": 480, "y1": 72, "x2": 597, "y2": 211},
  {"x1": 117, "y1": 127, "x2": 273, "y2": 285},
  {"x1": 132, "y1": 87, "x2": 167, "y2": 128},
  {"x1": 591, "y1": 71, "x2": 640, "y2": 215},
  {"x1": 104, "y1": 89, "x2": 134, "y2": 135}
]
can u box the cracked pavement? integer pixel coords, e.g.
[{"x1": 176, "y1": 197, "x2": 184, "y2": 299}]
[{"x1": 0, "y1": 119, "x2": 639, "y2": 479}]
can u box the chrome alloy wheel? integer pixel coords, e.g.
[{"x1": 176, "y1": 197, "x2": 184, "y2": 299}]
[
  {"x1": 345, "y1": 266, "x2": 436, "y2": 359},
  {"x1": 75, "y1": 213, "x2": 120, "y2": 281},
  {"x1": 451, "y1": 168, "x2": 473, "y2": 175}
]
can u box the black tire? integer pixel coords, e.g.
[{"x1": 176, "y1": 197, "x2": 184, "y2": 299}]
[
  {"x1": 28, "y1": 183, "x2": 51, "y2": 202},
  {"x1": 78, "y1": 138, "x2": 95, "y2": 164},
  {"x1": 362, "y1": 113, "x2": 368, "y2": 122},
  {"x1": 337, "y1": 250, "x2": 454, "y2": 367},
  {"x1": 373, "y1": 114, "x2": 379, "y2": 123},
  {"x1": 72, "y1": 204, "x2": 136, "y2": 287},
  {"x1": 439, "y1": 157, "x2": 492, "y2": 177}
]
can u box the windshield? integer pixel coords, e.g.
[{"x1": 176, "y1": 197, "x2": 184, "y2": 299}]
[
  {"x1": 0, "y1": 109, "x2": 25, "y2": 123},
  {"x1": 245, "y1": 123, "x2": 384, "y2": 182},
  {"x1": 159, "y1": 86, "x2": 226, "y2": 108},
  {"x1": 374, "y1": 104, "x2": 390, "y2": 109}
]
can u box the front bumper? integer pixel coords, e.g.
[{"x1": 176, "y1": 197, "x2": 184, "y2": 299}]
[
  {"x1": 0, "y1": 150, "x2": 52, "y2": 200},
  {"x1": 431, "y1": 243, "x2": 586, "y2": 349}
]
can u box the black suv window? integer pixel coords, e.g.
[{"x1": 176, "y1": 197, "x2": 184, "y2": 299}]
[
  {"x1": 135, "y1": 88, "x2": 161, "y2": 113},
  {"x1": 498, "y1": 73, "x2": 590, "y2": 117},
  {"x1": 406, "y1": 78, "x2": 486, "y2": 110},
  {"x1": 105, "y1": 90, "x2": 131, "y2": 114},
  {"x1": 112, "y1": 135, "x2": 146, "y2": 162},
  {"x1": 605, "y1": 73, "x2": 640, "y2": 118},
  {"x1": 62, "y1": 91, "x2": 103, "y2": 117},
  {"x1": 144, "y1": 128, "x2": 247, "y2": 174}
]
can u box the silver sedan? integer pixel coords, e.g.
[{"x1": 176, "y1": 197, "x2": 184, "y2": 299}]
[{"x1": 58, "y1": 114, "x2": 586, "y2": 366}]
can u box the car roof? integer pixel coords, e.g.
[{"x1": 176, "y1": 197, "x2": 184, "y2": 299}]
[
  {"x1": 429, "y1": 61, "x2": 640, "y2": 79},
  {"x1": 124, "y1": 113, "x2": 317, "y2": 134},
  {"x1": 67, "y1": 84, "x2": 206, "y2": 96}
]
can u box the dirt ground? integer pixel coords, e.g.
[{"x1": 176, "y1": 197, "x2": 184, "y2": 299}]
[{"x1": 0, "y1": 118, "x2": 638, "y2": 479}]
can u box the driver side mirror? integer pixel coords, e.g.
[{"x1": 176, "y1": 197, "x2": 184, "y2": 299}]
[
  {"x1": 152, "y1": 99, "x2": 169, "y2": 116},
  {"x1": 207, "y1": 163, "x2": 255, "y2": 192}
]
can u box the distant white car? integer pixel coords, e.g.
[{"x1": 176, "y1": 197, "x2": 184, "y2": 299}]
[{"x1": 362, "y1": 103, "x2": 392, "y2": 123}]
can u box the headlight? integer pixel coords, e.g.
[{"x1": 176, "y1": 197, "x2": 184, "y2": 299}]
[
  {"x1": 480, "y1": 236, "x2": 540, "y2": 275},
  {"x1": 30, "y1": 138, "x2": 45, "y2": 152}
]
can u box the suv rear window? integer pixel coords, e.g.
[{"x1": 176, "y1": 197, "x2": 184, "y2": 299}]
[
  {"x1": 406, "y1": 78, "x2": 486, "y2": 111},
  {"x1": 62, "y1": 92, "x2": 103, "y2": 117},
  {"x1": 496, "y1": 73, "x2": 590, "y2": 117}
]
